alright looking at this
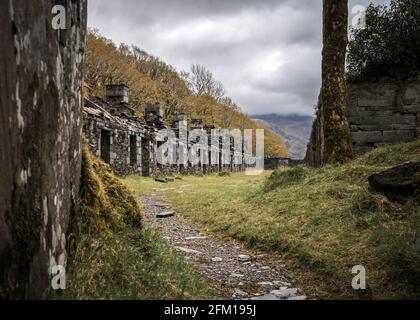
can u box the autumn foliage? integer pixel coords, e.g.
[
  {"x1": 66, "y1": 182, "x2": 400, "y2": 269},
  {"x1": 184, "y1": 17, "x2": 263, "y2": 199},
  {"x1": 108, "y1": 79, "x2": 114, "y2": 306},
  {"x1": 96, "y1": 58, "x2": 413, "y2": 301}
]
[{"x1": 84, "y1": 31, "x2": 287, "y2": 157}]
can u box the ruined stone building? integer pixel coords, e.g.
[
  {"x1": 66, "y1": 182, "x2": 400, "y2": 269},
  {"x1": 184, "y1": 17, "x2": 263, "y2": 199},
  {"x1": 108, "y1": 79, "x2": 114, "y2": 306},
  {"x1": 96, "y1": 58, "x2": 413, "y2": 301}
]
[
  {"x1": 83, "y1": 85, "x2": 250, "y2": 177},
  {"x1": 306, "y1": 76, "x2": 420, "y2": 166},
  {"x1": 348, "y1": 76, "x2": 420, "y2": 155}
]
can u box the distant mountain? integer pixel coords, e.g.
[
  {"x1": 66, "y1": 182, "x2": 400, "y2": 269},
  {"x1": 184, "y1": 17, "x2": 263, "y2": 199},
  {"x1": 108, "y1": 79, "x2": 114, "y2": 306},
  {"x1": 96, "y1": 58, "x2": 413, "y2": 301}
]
[{"x1": 252, "y1": 114, "x2": 314, "y2": 160}]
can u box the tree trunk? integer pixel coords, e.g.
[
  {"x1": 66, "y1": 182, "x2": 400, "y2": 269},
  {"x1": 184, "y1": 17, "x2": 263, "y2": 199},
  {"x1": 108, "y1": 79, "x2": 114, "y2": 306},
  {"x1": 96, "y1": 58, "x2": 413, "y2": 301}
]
[{"x1": 320, "y1": 0, "x2": 353, "y2": 164}]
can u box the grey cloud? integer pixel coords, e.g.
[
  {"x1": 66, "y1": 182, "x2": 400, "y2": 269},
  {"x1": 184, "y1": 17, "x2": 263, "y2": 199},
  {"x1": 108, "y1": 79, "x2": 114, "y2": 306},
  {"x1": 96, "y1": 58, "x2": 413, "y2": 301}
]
[{"x1": 88, "y1": 0, "x2": 390, "y2": 116}]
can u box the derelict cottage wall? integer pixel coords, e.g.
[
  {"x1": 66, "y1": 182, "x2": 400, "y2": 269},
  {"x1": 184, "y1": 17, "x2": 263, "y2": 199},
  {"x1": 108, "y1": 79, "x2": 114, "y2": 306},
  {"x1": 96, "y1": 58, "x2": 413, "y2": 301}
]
[
  {"x1": 306, "y1": 77, "x2": 420, "y2": 165},
  {"x1": 83, "y1": 93, "x2": 147, "y2": 177},
  {"x1": 83, "y1": 86, "x2": 250, "y2": 177},
  {"x1": 349, "y1": 76, "x2": 420, "y2": 155},
  {"x1": 0, "y1": 1, "x2": 87, "y2": 298}
]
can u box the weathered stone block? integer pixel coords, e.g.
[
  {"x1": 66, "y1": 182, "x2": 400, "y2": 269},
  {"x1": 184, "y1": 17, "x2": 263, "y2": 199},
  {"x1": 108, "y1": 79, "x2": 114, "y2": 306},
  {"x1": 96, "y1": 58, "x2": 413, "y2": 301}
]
[
  {"x1": 357, "y1": 98, "x2": 394, "y2": 108},
  {"x1": 350, "y1": 114, "x2": 416, "y2": 126},
  {"x1": 348, "y1": 95, "x2": 358, "y2": 112},
  {"x1": 392, "y1": 124, "x2": 417, "y2": 130},
  {"x1": 145, "y1": 104, "x2": 164, "y2": 117},
  {"x1": 355, "y1": 125, "x2": 394, "y2": 131},
  {"x1": 351, "y1": 131, "x2": 383, "y2": 143},
  {"x1": 361, "y1": 105, "x2": 400, "y2": 111},
  {"x1": 382, "y1": 130, "x2": 416, "y2": 142},
  {"x1": 402, "y1": 104, "x2": 420, "y2": 113},
  {"x1": 402, "y1": 97, "x2": 416, "y2": 105},
  {"x1": 106, "y1": 84, "x2": 129, "y2": 104},
  {"x1": 0, "y1": 0, "x2": 87, "y2": 299},
  {"x1": 402, "y1": 85, "x2": 420, "y2": 103}
]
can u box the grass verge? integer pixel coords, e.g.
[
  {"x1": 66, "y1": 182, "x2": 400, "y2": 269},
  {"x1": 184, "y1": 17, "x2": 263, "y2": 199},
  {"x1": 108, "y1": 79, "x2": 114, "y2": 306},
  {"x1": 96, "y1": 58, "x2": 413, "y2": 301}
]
[
  {"x1": 125, "y1": 140, "x2": 420, "y2": 299},
  {"x1": 47, "y1": 144, "x2": 213, "y2": 299}
]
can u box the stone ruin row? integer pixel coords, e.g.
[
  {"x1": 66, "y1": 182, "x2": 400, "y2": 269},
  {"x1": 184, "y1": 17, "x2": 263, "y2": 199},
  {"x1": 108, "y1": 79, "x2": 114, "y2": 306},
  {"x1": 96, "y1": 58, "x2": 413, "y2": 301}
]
[{"x1": 83, "y1": 84, "x2": 251, "y2": 176}]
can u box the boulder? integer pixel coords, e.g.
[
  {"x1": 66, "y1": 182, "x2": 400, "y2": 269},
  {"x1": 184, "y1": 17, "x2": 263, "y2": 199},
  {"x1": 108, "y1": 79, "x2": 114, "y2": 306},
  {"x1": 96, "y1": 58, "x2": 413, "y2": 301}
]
[{"x1": 368, "y1": 161, "x2": 420, "y2": 200}]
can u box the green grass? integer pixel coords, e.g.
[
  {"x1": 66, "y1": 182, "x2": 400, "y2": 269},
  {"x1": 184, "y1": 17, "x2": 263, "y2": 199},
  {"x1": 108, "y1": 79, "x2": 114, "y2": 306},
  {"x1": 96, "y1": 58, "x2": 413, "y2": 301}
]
[
  {"x1": 53, "y1": 226, "x2": 214, "y2": 300},
  {"x1": 48, "y1": 145, "x2": 214, "y2": 300},
  {"x1": 125, "y1": 140, "x2": 420, "y2": 299}
]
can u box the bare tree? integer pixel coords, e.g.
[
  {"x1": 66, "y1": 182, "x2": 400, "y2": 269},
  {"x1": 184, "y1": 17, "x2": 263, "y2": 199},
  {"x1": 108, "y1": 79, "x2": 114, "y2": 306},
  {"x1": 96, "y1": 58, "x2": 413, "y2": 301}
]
[{"x1": 184, "y1": 64, "x2": 225, "y2": 100}]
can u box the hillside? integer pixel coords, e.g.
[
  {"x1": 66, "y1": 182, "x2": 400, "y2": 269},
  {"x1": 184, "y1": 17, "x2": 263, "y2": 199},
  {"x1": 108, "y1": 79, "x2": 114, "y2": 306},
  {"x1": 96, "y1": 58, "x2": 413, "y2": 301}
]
[
  {"x1": 253, "y1": 114, "x2": 314, "y2": 159},
  {"x1": 84, "y1": 31, "x2": 287, "y2": 157}
]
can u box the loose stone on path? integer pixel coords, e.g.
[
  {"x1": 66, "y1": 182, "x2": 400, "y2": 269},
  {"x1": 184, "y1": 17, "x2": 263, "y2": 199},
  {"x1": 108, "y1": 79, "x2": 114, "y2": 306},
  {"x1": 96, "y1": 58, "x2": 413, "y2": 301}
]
[
  {"x1": 185, "y1": 236, "x2": 208, "y2": 241},
  {"x1": 212, "y1": 257, "x2": 223, "y2": 262},
  {"x1": 156, "y1": 211, "x2": 175, "y2": 218},
  {"x1": 141, "y1": 193, "x2": 307, "y2": 300},
  {"x1": 238, "y1": 254, "x2": 250, "y2": 262},
  {"x1": 175, "y1": 247, "x2": 202, "y2": 255},
  {"x1": 270, "y1": 288, "x2": 298, "y2": 298},
  {"x1": 250, "y1": 293, "x2": 280, "y2": 301},
  {"x1": 258, "y1": 281, "x2": 274, "y2": 288}
]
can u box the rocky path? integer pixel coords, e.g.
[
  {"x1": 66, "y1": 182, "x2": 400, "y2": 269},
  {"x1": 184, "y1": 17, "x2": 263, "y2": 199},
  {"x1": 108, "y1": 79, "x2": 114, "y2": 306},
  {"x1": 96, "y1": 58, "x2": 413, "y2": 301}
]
[{"x1": 140, "y1": 189, "x2": 307, "y2": 300}]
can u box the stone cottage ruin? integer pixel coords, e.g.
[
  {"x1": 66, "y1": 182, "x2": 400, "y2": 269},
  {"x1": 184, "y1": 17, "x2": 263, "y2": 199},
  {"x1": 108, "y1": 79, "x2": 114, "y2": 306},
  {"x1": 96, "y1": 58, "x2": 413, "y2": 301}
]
[
  {"x1": 348, "y1": 77, "x2": 420, "y2": 155},
  {"x1": 83, "y1": 85, "x2": 252, "y2": 176},
  {"x1": 306, "y1": 76, "x2": 420, "y2": 166}
]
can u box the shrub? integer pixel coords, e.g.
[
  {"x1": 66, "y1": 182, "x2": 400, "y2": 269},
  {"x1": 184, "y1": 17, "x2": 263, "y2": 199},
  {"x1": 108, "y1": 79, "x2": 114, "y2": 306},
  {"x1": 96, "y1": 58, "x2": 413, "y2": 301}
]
[{"x1": 347, "y1": 0, "x2": 420, "y2": 81}]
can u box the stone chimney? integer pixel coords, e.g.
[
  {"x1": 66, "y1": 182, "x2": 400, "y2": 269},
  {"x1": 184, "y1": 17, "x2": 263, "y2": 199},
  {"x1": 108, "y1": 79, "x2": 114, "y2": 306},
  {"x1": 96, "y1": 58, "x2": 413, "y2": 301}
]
[
  {"x1": 145, "y1": 103, "x2": 164, "y2": 128},
  {"x1": 171, "y1": 112, "x2": 187, "y2": 128},
  {"x1": 106, "y1": 84, "x2": 129, "y2": 105},
  {"x1": 204, "y1": 124, "x2": 215, "y2": 132},
  {"x1": 190, "y1": 118, "x2": 204, "y2": 130}
]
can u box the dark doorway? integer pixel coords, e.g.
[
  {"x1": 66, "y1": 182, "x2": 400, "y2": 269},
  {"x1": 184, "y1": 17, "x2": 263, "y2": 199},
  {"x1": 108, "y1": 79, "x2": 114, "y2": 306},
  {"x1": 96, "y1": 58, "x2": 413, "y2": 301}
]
[
  {"x1": 219, "y1": 137, "x2": 223, "y2": 172},
  {"x1": 100, "y1": 129, "x2": 111, "y2": 163},
  {"x1": 130, "y1": 135, "x2": 137, "y2": 165},
  {"x1": 141, "y1": 138, "x2": 150, "y2": 176}
]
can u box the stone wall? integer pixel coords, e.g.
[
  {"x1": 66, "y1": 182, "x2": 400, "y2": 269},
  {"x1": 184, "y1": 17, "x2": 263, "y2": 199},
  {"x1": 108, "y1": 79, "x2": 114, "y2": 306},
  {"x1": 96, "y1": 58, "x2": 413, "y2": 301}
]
[
  {"x1": 0, "y1": 1, "x2": 87, "y2": 298},
  {"x1": 349, "y1": 76, "x2": 420, "y2": 155},
  {"x1": 306, "y1": 77, "x2": 420, "y2": 165},
  {"x1": 264, "y1": 157, "x2": 305, "y2": 169},
  {"x1": 84, "y1": 97, "x2": 146, "y2": 176},
  {"x1": 264, "y1": 157, "x2": 289, "y2": 170},
  {"x1": 84, "y1": 91, "x2": 252, "y2": 177}
]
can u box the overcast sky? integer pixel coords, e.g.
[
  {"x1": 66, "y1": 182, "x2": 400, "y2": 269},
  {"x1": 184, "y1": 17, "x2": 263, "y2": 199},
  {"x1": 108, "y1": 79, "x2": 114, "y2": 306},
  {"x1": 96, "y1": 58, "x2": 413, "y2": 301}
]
[{"x1": 88, "y1": 0, "x2": 390, "y2": 116}]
